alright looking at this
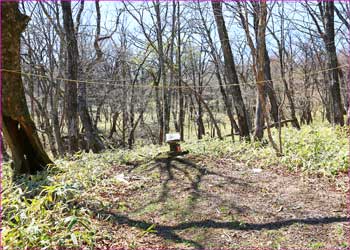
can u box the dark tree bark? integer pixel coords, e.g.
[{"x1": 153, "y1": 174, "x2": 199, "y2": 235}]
[
  {"x1": 254, "y1": 92, "x2": 265, "y2": 139},
  {"x1": 121, "y1": 51, "x2": 128, "y2": 148},
  {"x1": 168, "y1": 0, "x2": 176, "y2": 134},
  {"x1": 196, "y1": 99, "x2": 205, "y2": 139},
  {"x1": 183, "y1": 81, "x2": 223, "y2": 140},
  {"x1": 237, "y1": 2, "x2": 279, "y2": 138},
  {"x1": 252, "y1": 4, "x2": 279, "y2": 126},
  {"x1": 61, "y1": 1, "x2": 105, "y2": 153},
  {"x1": 338, "y1": 69, "x2": 347, "y2": 115},
  {"x1": 128, "y1": 90, "x2": 153, "y2": 149},
  {"x1": 1, "y1": 135, "x2": 10, "y2": 162},
  {"x1": 306, "y1": 1, "x2": 344, "y2": 126},
  {"x1": 324, "y1": 2, "x2": 344, "y2": 126},
  {"x1": 154, "y1": 1, "x2": 170, "y2": 143},
  {"x1": 177, "y1": 1, "x2": 185, "y2": 141},
  {"x1": 109, "y1": 112, "x2": 119, "y2": 139},
  {"x1": 268, "y1": 27, "x2": 300, "y2": 130},
  {"x1": 198, "y1": 4, "x2": 239, "y2": 140},
  {"x1": 1, "y1": 2, "x2": 52, "y2": 175},
  {"x1": 212, "y1": 1, "x2": 250, "y2": 139},
  {"x1": 61, "y1": 1, "x2": 79, "y2": 153},
  {"x1": 255, "y1": 0, "x2": 280, "y2": 155},
  {"x1": 263, "y1": 49, "x2": 279, "y2": 125}
]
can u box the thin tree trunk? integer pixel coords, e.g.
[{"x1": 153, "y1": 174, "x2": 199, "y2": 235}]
[
  {"x1": 254, "y1": 91, "x2": 265, "y2": 140},
  {"x1": 255, "y1": 0, "x2": 280, "y2": 155},
  {"x1": 269, "y1": 30, "x2": 300, "y2": 129},
  {"x1": 196, "y1": 100, "x2": 205, "y2": 139},
  {"x1": 154, "y1": 1, "x2": 169, "y2": 143},
  {"x1": 168, "y1": 0, "x2": 176, "y2": 133},
  {"x1": 183, "y1": 81, "x2": 223, "y2": 140},
  {"x1": 109, "y1": 112, "x2": 119, "y2": 139},
  {"x1": 128, "y1": 91, "x2": 153, "y2": 149},
  {"x1": 51, "y1": 80, "x2": 64, "y2": 155},
  {"x1": 338, "y1": 69, "x2": 347, "y2": 115},
  {"x1": 263, "y1": 49, "x2": 279, "y2": 125},
  {"x1": 177, "y1": 1, "x2": 185, "y2": 141}
]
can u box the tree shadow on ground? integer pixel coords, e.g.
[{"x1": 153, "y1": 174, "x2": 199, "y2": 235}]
[
  {"x1": 80, "y1": 154, "x2": 350, "y2": 248},
  {"x1": 85, "y1": 201, "x2": 349, "y2": 249},
  {"x1": 130, "y1": 154, "x2": 251, "y2": 214}
]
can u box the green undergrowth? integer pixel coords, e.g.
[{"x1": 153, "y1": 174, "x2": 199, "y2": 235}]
[
  {"x1": 185, "y1": 122, "x2": 349, "y2": 178},
  {"x1": 1, "y1": 144, "x2": 166, "y2": 249},
  {"x1": 2, "y1": 123, "x2": 348, "y2": 249}
]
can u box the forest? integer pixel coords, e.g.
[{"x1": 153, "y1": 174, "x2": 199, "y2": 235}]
[{"x1": 1, "y1": 1, "x2": 349, "y2": 249}]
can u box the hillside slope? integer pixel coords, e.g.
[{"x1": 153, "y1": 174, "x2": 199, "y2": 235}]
[{"x1": 2, "y1": 123, "x2": 349, "y2": 249}]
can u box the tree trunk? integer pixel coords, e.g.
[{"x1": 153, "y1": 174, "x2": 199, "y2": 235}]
[
  {"x1": 338, "y1": 69, "x2": 347, "y2": 115},
  {"x1": 177, "y1": 2, "x2": 185, "y2": 141},
  {"x1": 154, "y1": 2, "x2": 169, "y2": 143},
  {"x1": 271, "y1": 34, "x2": 300, "y2": 130},
  {"x1": 62, "y1": 1, "x2": 105, "y2": 153},
  {"x1": 94, "y1": 101, "x2": 104, "y2": 129},
  {"x1": 109, "y1": 112, "x2": 119, "y2": 139},
  {"x1": 324, "y1": 2, "x2": 344, "y2": 126},
  {"x1": 255, "y1": 0, "x2": 280, "y2": 155},
  {"x1": 1, "y1": 2, "x2": 53, "y2": 175},
  {"x1": 61, "y1": 1, "x2": 79, "y2": 153},
  {"x1": 168, "y1": 0, "x2": 176, "y2": 134},
  {"x1": 254, "y1": 91, "x2": 265, "y2": 140},
  {"x1": 121, "y1": 54, "x2": 128, "y2": 148},
  {"x1": 78, "y1": 82, "x2": 105, "y2": 152},
  {"x1": 51, "y1": 81, "x2": 64, "y2": 156},
  {"x1": 1, "y1": 136, "x2": 10, "y2": 162},
  {"x1": 184, "y1": 81, "x2": 223, "y2": 140},
  {"x1": 51, "y1": 38, "x2": 65, "y2": 156},
  {"x1": 212, "y1": 1, "x2": 250, "y2": 139},
  {"x1": 198, "y1": 5, "x2": 239, "y2": 139},
  {"x1": 263, "y1": 49, "x2": 279, "y2": 125},
  {"x1": 216, "y1": 68, "x2": 240, "y2": 138},
  {"x1": 196, "y1": 100, "x2": 205, "y2": 139}
]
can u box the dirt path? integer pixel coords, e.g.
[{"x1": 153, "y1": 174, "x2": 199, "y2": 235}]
[{"x1": 86, "y1": 154, "x2": 349, "y2": 249}]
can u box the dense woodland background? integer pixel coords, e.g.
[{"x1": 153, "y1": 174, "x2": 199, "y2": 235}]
[
  {"x1": 1, "y1": 0, "x2": 349, "y2": 171},
  {"x1": 1, "y1": 1, "x2": 350, "y2": 249}
]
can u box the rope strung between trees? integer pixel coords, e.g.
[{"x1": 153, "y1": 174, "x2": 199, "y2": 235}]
[{"x1": 0, "y1": 64, "x2": 349, "y2": 90}]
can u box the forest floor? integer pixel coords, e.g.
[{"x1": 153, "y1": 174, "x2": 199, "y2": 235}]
[
  {"x1": 2, "y1": 123, "x2": 350, "y2": 249},
  {"x1": 83, "y1": 153, "x2": 349, "y2": 249}
]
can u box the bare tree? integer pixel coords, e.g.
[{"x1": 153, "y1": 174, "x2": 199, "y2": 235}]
[
  {"x1": 211, "y1": 1, "x2": 250, "y2": 139},
  {"x1": 255, "y1": 0, "x2": 280, "y2": 154},
  {"x1": 234, "y1": 1, "x2": 279, "y2": 139},
  {"x1": 268, "y1": 3, "x2": 300, "y2": 129},
  {"x1": 61, "y1": 1, "x2": 105, "y2": 153},
  {"x1": 196, "y1": 3, "x2": 240, "y2": 140},
  {"x1": 61, "y1": 1, "x2": 79, "y2": 153},
  {"x1": 305, "y1": 1, "x2": 344, "y2": 126}
]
